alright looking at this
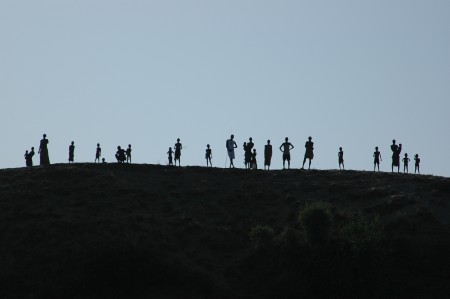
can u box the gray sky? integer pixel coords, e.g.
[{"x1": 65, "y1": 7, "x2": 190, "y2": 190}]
[{"x1": 1, "y1": 0, "x2": 449, "y2": 176}]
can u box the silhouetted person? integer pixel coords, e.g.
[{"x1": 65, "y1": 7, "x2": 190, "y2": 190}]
[
  {"x1": 126, "y1": 144, "x2": 132, "y2": 163},
  {"x1": 338, "y1": 147, "x2": 344, "y2": 170},
  {"x1": 174, "y1": 138, "x2": 182, "y2": 166},
  {"x1": 373, "y1": 146, "x2": 382, "y2": 172},
  {"x1": 115, "y1": 146, "x2": 126, "y2": 163},
  {"x1": 279, "y1": 137, "x2": 294, "y2": 169},
  {"x1": 24, "y1": 150, "x2": 30, "y2": 167},
  {"x1": 245, "y1": 137, "x2": 254, "y2": 169},
  {"x1": 391, "y1": 140, "x2": 402, "y2": 173},
  {"x1": 205, "y1": 144, "x2": 212, "y2": 167},
  {"x1": 226, "y1": 135, "x2": 237, "y2": 168},
  {"x1": 68, "y1": 141, "x2": 75, "y2": 163},
  {"x1": 29, "y1": 147, "x2": 35, "y2": 166},
  {"x1": 251, "y1": 149, "x2": 257, "y2": 169},
  {"x1": 167, "y1": 147, "x2": 174, "y2": 166},
  {"x1": 38, "y1": 134, "x2": 50, "y2": 165},
  {"x1": 402, "y1": 153, "x2": 410, "y2": 174},
  {"x1": 25, "y1": 148, "x2": 35, "y2": 167},
  {"x1": 243, "y1": 142, "x2": 251, "y2": 169},
  {"x1": 302, "y1": 136, "x2": 314, "y2": 170},
  {"x1": 264, "y1": 140, "x2": 272, "y2": 170},
  {"x1": 95, "y1": 143, "x2": 101, "y2": 163},
  {"x1": 414, "y1": 154, "x2": 420, "y2": 174},
  {"x1": 102, "y1": 158, "x2": 106, "y2": 163}
]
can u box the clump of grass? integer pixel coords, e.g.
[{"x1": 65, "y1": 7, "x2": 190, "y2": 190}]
[{"x1": 298, "y1": 202, "x2": 332, "y2": 245}]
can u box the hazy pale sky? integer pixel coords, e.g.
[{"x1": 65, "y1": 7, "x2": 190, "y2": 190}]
[{"x1": 1, "y1": 0, "x2": 449, "y2": 176}]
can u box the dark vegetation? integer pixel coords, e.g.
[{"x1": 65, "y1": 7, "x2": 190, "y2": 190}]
[{"x1": 1, "y1": 164, "x2": 450, "y2": 298}]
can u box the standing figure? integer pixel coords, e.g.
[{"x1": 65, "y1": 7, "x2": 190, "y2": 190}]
[
  {"x1": 245, "y1": 137, "x2": 254, "y2": 169},
  {"x1": 167, "y1": 147, "x2": 174, "y2": 166},
  {"x1": 402, "y1": 153, "x2": 410, "y2": 173},
  {"x1": 29, "y1": 147, "x2": 35, "y2": 166},
  {"x1": 126, "y1": 144, "x2": 132, "y2": 163},
  {"x1": 373, "y1": 146, "x2": 382, "y2": 172},
  {"x1": 251, "y1": 149, "x2": 257, "y2": 169},
  {"x1": 279, "y1": 137, "x2": 294, "y2": 169},
  {"x1": 264, "y1": 140, "x2": 272, "y2": 170},
  {"x1": 68, "y1": 141, "x2": 75, "y2": 163},
  {"x1": 95, "y1": 143, "x2": 102, "y2": 163},
  {"x1": 414, "y1": 154, "x2": 421, "y2": 174},
  {"x1": 38, "y1": 134, "x2": 50, "y2": 165},
  {"x1": 226, "y1": 135, "x2": 238, "y2": 168},
  {"x1": 115, "y1": 146, "x2": 126, "y2": 163},
  {"x1": 102, "y1": 158, "x2": 106, "y2": 163},
  {"x1": 24, "y1": 150, "x2": 30, "y2": 167},
  {"x1": 205, "y1": 144, "x2": 212, "y2": 167},
  {"x1": 174, "y1": 138, "x2": 182, "y2": 166},
  {"x1": 338, "y1": 147, "x2": 344, "y2": 170},
  {"x1": 390, "y1": 140, "x2": 402, "y2": 173},
  {"x1": 243, "y1": 142, "x2": 248, "y2": 168},
  {"x1": 302, "y1": 136, "x2": 314, "y2": 170}
]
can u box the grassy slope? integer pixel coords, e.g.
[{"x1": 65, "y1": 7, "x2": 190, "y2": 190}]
[{"x1": 1, "y1": 164, "x2": 450, "y2": 298}]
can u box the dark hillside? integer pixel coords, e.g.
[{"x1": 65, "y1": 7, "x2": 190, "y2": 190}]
[{"x1": 1, "y1": 164, "x2": 450, "y2": 298}]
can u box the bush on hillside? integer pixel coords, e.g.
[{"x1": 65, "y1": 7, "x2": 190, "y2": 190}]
[
  {"x1": 299, "y1": 202, "x2": 332, "y2": 245},
  {"x1": 249, "y1": 225, "x2": 275, "y2": 249}
]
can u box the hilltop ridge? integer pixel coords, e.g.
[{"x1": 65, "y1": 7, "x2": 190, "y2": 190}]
[{"x1": 1, "y1": 164, "x2": 450, "y2": 298}]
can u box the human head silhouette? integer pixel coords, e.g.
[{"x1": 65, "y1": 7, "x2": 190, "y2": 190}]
[
  {"x1": 231, "y1": 134, "x2": 234, "y2": 139},
  {"x1": 339, "y1": 147, "x2": 342, "y2": 151},
  {"x1": 207, "y1": 144, "x2": 210, "y2": 148},
  {"x1": 404, "y1": 153, "x2": 408, "y2": 157},
  {"x1": 392, "y1": 140, "x2": 396, "y2": 144},
  {"x1": 117, "y1": 146, "x2": 121, "y2": 150},
  {"x1": 71, "y1": 141, "x2": 74, "y2": 145},
  {"x1": 177, "y1": 138, "x2": 180, "y2": 142},
  {"x1": 285, "y1": 137, "x2": 288, "y2": 141},
  {"x1": 308, "y1": 136, "x2": 312, "y2": 141},
  {"x1": 128, "y1": 144, "x2": 131, "y2": 148},
  {"x1": 43, "y1": 134, "x2": 46, "y2": 138},
  {"x1": 249, "y1": 137, "x2": 252, "y2": 142},
  {"x1": 31, "y1": 147, "x2": 34, "y2": 150},
  {"x1": 267, "y1": 140, "x2": 270, "y2": 144},
  {"x1": 97, "y1": 143, "x2": 100, "y2": 147},
  {"x1": 375, "y1": 146, "x2": 378, "y2": 150}
]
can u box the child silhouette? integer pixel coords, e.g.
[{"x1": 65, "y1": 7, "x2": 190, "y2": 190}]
[
  {"x1": 402, "y1": 153, "x2": 410, "y2": 173},
  {"x1": 373, "y1": 146, "x2": 382, "y2": 172}
]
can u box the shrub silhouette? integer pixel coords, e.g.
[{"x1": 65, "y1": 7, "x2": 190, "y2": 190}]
[
  {"x1": 339, "y1": 214, "x2": 383, "y2": 254},
  {"x1": 299, "y1": 202, "x2": 332, "y2": 245},
  {"x1": 249, "y1": 225, "x2": 275, "y2": 249}
]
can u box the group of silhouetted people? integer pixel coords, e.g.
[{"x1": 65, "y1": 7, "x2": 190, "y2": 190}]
[
  {"x1": 24, "y1": 134, "x2": 50, "y2": 166},
  {"x1": 224, "y1": 135, "x2": 316, "y2": 170},
  {"x1": 24, "y1": 134, "x2": 421, "y2": 174},
  {"x1": 374, "y1": 141, "x2": 419, "y2": 173},
  {"x1": 116, "y1": 144, "x2": 132, "y2": 163},
  {"x1": 370, "y1": 140, "x2": 420, "y2": 174},
  {"x1": 167, "y1": 138, "x2": 183, "y2": 166}
]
